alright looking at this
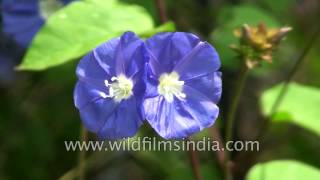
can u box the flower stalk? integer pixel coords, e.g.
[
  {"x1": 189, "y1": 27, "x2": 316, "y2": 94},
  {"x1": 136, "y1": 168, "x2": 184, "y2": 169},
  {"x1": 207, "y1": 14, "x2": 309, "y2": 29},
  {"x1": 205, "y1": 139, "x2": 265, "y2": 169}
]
[
  {"x1": 257, "y1": 24, "x2": 320, "y2": 139},
  {"x1": 187, "y1": 138, "x2": 203, "y2": 180},
  {"x1": 224, "y1": 23, "x2": 291, "y2": 180},
  {"x1": 78, "y1": 125, "x2": 88, "y2": 180},
  {"x1": 155, "y1": 0, "x2": 168, "y2": 23},
  {"x1": 210, "y1": 126, "x2": 226, "y2": 170},
  {"x1": 224, "y1": 63, "x2": 249, "y2": 180}
]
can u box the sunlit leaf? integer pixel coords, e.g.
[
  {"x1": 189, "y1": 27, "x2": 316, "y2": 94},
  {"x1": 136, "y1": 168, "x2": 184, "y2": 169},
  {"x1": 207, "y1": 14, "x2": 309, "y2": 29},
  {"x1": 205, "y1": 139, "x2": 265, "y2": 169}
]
[
  {"x1": 18, "y1": 0, "x2": 154, "y2": 71},
  {"x1": 246, "y1": 160, "x2": 320, "y2": 180},
  {"x1": 261, "y1": 82, "x2": 320, "y2": 136},
  {"x1": 140, "y1": 21, "x2": 176, "y2": 38}
]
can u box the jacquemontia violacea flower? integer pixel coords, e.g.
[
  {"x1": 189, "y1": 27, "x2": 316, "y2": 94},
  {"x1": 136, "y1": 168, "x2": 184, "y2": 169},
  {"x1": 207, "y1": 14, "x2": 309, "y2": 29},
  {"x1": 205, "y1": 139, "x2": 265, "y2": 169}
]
[
  {"x1": 74, "y1": 31, "x2": 222, "y2": 140},
  {"x1": 142, "y1": 32, "x2": 222, "y2": 139},
  {"x1": 73, "y1": 32, "x2": 145, "y2": 139}
]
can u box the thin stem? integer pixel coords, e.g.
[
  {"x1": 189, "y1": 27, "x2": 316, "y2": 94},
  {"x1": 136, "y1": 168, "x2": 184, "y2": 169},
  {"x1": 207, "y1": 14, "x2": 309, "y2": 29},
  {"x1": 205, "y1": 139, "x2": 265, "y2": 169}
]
[
  {"x1": 187, "y1": 138, "x2": 202, "y2": 180},
  {"x1": 154, "y1": 0, "x2": 168, "y2": 23},
  {"x1": 271, "y1": 26, "x2": 320, "y2": 117},
  {"x1": 258, "y1": 25, "x2": 320, "y2": 138},
  {"x1": 224, "y1": 63, "x2": 250, "y2": 180},
  {"x1": 78, "y1": 125, "x2": 88, "y2": 180},
  {"x1": 59, "y1": 151, "x2": 122, "y2": 180},
  {"x1": 210, "y1": 126, "x2": 225, "y2": 170}
]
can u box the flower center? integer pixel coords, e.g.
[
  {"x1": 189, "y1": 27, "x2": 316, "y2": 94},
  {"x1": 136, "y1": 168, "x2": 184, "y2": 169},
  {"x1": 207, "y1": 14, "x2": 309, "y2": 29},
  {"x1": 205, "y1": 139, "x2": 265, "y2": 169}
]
[
  {"x1": 104, "y1": 74, "x2": 133, "y2": 102},
  {"x1": 158, "y1": 72, "x2": 186, "y2": 103}
]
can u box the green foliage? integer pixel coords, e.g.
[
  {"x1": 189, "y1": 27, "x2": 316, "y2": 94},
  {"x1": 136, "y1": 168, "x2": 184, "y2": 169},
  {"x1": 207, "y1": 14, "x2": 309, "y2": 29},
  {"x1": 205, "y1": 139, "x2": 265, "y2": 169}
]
[
  {"x1": 18, "y1": 0, "x2": 154, "y2": 71},
  {"x1": 261, "y1": 82, "x2": 320, "y2": 136},
  {"x1": 261, "y1": 0, "x2": 296, "y2": 15},
  {"x1": 168, "y1": 164, "x2": 221, "y2": 180},
  {"x1": 140, "y1": 21, "x2": 176, "y2": 38},
  {"x1": 246, "y1": 160, "x2": 320, "y2": 180},
  {"x1": 216, "y1": 5, "x2": 280, "y2": 28},
  {"x1": 210, "y1": 5, "x2": 280, "y2": 69}
]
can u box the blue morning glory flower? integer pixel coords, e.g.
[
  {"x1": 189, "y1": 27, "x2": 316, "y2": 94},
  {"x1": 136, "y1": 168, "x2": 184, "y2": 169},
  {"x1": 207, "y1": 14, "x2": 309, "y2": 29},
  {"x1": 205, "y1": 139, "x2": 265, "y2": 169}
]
[
  {"x1": 73, "y1": 32, "x2": 145, "y2": 140},
  {"x1": 142, "y1": 32, "x2": 222, "y2": 139},
  {"x1": 1, "y1": 0, "x2": 44, "y2": 48},
  {"x1": 1, "y1": 0, "x2": 74, "y2": 48}
]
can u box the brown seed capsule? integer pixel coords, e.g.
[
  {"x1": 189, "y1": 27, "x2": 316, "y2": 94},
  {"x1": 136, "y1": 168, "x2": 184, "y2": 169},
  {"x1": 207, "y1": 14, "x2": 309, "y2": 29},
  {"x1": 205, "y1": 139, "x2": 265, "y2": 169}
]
[{"x1": 231, "y1": 23, "x2": 292, "y2": 68}]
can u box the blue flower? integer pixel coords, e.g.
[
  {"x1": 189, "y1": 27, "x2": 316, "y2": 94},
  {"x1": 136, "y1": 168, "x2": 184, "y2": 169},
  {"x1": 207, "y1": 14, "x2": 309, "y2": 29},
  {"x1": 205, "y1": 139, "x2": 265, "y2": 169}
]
[
  {"x1": 0, "y1": 0, "x2": 74, "y2": 85},
  {"x1": 1, "y1": 0, "x2": 75, "y2": 48},
  {"x1": 74, "y1": 32, "x2": 146, "y2": 140},
  {"x1": 142, "y1": 32, "x2": 222, "y2": 139},
  {"x1": 1, "y1": 0, "x2": 44, "y2": 48}
]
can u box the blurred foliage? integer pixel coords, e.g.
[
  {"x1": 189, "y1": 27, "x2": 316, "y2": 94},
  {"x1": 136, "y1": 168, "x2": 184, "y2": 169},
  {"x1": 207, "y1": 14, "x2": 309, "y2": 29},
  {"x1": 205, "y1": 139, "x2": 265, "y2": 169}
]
[
  {"x1": 261, "y1": 83, "x2": 320, "y2": 136},
  {"x1": 139, "y1": 21, "x2": 176, "y2": 38},
  {"x1": 257, "y1": 122, "x2": 320, "y2": 168},
  {"x1": 246, "y1": 160, "x2": 320, "y2": 180},
  {"x1": 0, "y1": 62, "x2": 79, "y2": 179}
]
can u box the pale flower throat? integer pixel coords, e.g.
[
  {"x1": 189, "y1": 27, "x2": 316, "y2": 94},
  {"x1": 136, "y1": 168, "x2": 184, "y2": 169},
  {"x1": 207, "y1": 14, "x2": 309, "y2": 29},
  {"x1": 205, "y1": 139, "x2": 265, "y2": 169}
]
[
  {"x1": 104, "y1": 74, "x2": 133, "y2": 102},
  {"x1": 158, "y1": 72, "x2": 186, "y2": 103}
]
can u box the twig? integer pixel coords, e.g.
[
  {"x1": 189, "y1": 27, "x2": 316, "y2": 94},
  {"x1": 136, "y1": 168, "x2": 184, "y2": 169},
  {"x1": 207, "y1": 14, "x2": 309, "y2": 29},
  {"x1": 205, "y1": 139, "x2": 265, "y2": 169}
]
[
  {"x1": 210, "y1": 126, "x2": 225, "y2": 169},
  {"x1": 187, "y1": 138, "x2": 202, "y2": 180},
  {"x1": 154, "y1": 0, "x2": 168, "y2": 23}
]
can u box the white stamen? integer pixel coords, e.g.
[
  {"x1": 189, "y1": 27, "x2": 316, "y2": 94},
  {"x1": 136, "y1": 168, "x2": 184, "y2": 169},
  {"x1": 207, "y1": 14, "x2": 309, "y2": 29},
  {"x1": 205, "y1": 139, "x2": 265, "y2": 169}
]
[
  {"x1": 99, "y1": 92, "x2": 108, "y2": 98},
  {"x1": 158, "y1": 72, "x2": 186, "y2": 103},
  {"x1": 104, "y1": 74, "x2": 133, "y2": 102}
]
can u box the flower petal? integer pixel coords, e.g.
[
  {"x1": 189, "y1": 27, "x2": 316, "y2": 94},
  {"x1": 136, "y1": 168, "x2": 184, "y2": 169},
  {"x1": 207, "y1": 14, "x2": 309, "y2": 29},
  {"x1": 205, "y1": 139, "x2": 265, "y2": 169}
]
[
  {"x1": 173, "y1": 41, "x2": 220, "y2": 81},
  {"x1": 144, "y1": 32, "x2": 200, "y2": 76},
  {"x1": 74, "y1": 81, "x2": 107, "y2": 109},
  {"x1": 184, "y1": 71, "x2": 222, "y2": 104},
  {"x1": 115, "y1": 32, "x2": 144, "y2": 77},
  {"x1": 76, "y1": 37, "x2": 121, "y2": 93},
  {"x1": 143, "y1": 66, "x2": 159, "y2": 98},
  {"x1": 97, "y1": 97, "x2": 143, "y2": 139},
  {"x1": 143, "y1": 86, "x2": 219, "y2": 139},
  {"x1": 74, "y1": 82, "x2": 117, "y2": 133}
]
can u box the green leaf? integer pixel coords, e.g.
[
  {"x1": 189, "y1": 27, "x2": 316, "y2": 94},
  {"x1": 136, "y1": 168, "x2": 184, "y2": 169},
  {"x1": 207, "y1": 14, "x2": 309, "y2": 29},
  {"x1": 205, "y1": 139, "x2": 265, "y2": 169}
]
[
  {"x1": 18, "y1": 0, "x2": 154, "y2": 71},
  {"x1": 210, "y1": 5, "x2": 280, "y2": 69},
  {"x1": 216, "y1": 5, "x2": 280, "y2": 28},
  {"x1": 140, "y1": 21, "x2": 176, "y2": 38},
  {"x1": 261, "y1": 82, "x2": 320, "y2": 136},
  {"x1": 246, "y1": 160, "x2": 320, "y2": 180},
  {"x1": 261, "y1": 0, "x2": 296, "y2": 15}
]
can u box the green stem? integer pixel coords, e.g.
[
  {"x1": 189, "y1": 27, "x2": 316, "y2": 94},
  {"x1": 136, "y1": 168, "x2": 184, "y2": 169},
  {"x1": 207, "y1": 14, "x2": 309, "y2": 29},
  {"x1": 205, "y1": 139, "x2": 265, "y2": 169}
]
[
  {"x1": 78, "y1": 125, "x2": 88, "y2": 180},
  {"x1": 224, "y1": 63, "x2": 249, "y2": 180}
]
